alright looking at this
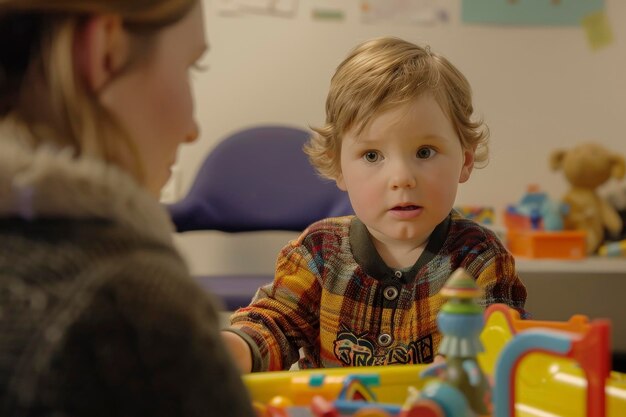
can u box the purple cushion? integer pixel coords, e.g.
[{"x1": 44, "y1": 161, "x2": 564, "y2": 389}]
[
  {"x1": 168, "y1": 125, "x2": 353, "y2": 232},
  {"x1": 167, "y1": 125, "x2": 354, "y2": 310}
]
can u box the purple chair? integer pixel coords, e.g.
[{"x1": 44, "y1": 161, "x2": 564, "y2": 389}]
[{"x1": 168, "y1": 125, "x2": 353, "y2": 310}]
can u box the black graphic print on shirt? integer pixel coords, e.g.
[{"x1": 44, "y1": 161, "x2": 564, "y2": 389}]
[{"x1": 332, "y1": 325, "x2": 434, "y2": 366}]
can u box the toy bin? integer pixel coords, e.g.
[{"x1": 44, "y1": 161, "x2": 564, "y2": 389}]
[{"x1": 507, "y1": 229, "x2": 586, "y2": 259}]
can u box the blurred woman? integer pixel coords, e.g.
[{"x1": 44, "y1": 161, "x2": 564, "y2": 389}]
[{"x1": 0, "y1": 1, "x2": 254, "y2": 416}]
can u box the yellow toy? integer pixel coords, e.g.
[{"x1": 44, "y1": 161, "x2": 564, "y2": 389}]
[
  {"x1": 598, "y1": 239, "x2": 626, "y2": 257},
  {"x1": 550, "y1": 142, "x2": 625, "y2": 254},
  {"x1": 243, "y1": 304, "x2": 626, "y2": 416}
]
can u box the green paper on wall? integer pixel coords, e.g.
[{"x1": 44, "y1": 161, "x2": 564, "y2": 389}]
[{"x1": 462, "y1": 0, "x2": 604, "y2": 26}]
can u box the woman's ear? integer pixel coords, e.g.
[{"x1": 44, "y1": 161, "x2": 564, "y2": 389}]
[{"x1": 74, "y1": 15, "x2": 130, "y2": 92}]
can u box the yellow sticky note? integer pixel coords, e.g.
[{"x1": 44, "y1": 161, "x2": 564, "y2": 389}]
[{"x1": 581, "y1": 11, "x2": 614, "y2": 51}]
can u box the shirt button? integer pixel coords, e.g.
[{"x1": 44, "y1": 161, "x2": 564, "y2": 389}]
[
  {"x1": 378, "y1": 333, "x2": 392, "y2": 346},
  {"x1": 394, "y1": 270, "x2": 402, "y2": 278},
  {"x1": 383, "y1": 286, "x2": 399, "y2": 301}
]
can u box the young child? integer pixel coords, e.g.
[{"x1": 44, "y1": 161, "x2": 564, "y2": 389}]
[
  {"x1": 223, "y1": 36, "x2": 527, "y2": 373},
  {"x1": 0, "y1": 1, "x2": 253, "y2": 416}
]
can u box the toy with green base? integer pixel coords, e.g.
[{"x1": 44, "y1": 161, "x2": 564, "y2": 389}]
[{"x1": 243, "y1": 269, "x2": 626, "y2": 417}]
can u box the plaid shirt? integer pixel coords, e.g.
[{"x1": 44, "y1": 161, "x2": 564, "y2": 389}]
[{"x1": 228, "y1": 212, "x2": 527, "y2": 372}]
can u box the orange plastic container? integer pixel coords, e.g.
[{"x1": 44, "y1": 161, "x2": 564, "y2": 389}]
[
  {"x1": 507, "y1": 229, "x2": 586, "y2": 259},
  {"x1": 503, "y1": 210, "x2": 537, "y2": 230}
]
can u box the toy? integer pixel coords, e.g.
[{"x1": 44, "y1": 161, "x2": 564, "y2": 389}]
[
  {"x1": 243, "y1": 304, "x2": 626, "y2": 417},
  {"x1": 506, "y1": 228, "x2": 586, "y2": 259},
  {"x1": 504, "y1": 185, "x2": 586, "y2": 259},
  {"x1": 244, "y1": 307, "x2": 626, "y2": 416},
  {"x1": 598, "y1": 239, "x2": 626, "y2": 257},
  {"x1": 505, "y1": 184, "x2": 567, "y2": 231},
  {"x1": 419, "y1": 269, "x2": 490, "y2": 415},
  {"x1": 606, "y1": 185, "x2": 626, "y2": 240},
  {"x1": 454, "y1": 206, "x2": 495, "y2": 225},
  {"x1": 550, "y1": 142, "x2": 625, "y2": 254},
  {"x1": 493, "y1": 314, "x2": 610, "y2": 417}
]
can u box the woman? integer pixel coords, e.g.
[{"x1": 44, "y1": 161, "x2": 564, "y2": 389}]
[{"x1": 0, "y1": 1, "x2": 254, "y2": 416}]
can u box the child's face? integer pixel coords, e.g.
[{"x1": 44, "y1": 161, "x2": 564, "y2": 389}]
[
  {"x1": 101, "y1": 3, "x2": 207, "y2": 196},
  {"x1": 336, "y1": 94, "x2": 474, "y2": 248}
]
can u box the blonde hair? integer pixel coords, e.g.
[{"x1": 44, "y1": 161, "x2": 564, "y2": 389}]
[
  {"x1": 305, "y1": 36, "x2": 489, "y2": 181},
  {"x1": 0, "y1": 0, "x2": 197, "y2": 182}
]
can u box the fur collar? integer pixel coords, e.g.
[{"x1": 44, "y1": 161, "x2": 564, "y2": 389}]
[{"x1": 0, "y1": 137, "x2": 175, "y2": 247}]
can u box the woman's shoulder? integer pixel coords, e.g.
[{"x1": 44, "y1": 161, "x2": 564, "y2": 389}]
[
  {"x1": 53, "y1": 247, "x2": 252, "y2": 416},
  {"x1": 1, "y1": 223, "x2": 253, "y2": 416}
]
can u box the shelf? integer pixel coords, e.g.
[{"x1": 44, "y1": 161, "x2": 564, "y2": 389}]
[{"x1": 515, "y1": 257, "x2": 626, "y2": 274}]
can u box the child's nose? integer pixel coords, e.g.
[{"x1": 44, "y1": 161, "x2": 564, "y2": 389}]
[
  {"x1": 389, "y1": 166, "x2": 417, "y2": 189},
  {"x1": 391, "y1": 177, "x2": 416, "y2": 190}
]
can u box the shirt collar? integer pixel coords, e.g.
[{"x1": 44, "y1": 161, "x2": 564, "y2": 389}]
[{"x1": 349, "y1": 214, "x2": 451, "y2": 284}]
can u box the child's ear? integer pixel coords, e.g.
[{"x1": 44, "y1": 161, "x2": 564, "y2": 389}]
[
  {"x1": 459, "y1": 147, "x2": 475, "y2": 184},
  {"x1": 74, "y1": 15, "x2": 130, "y2": 93},
  {"x1": 335, "y1": 173, "x2": 347, "y2": 191}
]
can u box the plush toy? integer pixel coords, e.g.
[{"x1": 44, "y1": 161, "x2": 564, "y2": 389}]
[{"x1": 550, "y1": 143, "x2": 625, "y2": 254}]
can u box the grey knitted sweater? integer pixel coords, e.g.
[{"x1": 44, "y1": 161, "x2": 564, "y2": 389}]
[{"x1": 0, "y1": 137, "x2": 254, "y2": 417}]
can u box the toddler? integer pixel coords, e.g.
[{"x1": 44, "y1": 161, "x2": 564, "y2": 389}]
[{"x1": 223, "y1": 36, "x2": 527, "y2": 373}]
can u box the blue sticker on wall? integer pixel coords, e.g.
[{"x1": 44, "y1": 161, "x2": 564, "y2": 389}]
[{"x1": 462, "y1": 0, "x2": 604, "y2": 26}]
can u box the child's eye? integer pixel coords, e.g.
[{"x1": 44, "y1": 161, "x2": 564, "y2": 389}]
[
  {"x1": 363, "y1": 151, "x2": 381, "y2": 163},
  {"x1": 417, "y1": 147, "x2": 436, "y2": 159}
]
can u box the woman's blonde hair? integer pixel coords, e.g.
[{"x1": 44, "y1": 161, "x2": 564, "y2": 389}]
[
  {"x1": 0, "y1": 0, "x2": 197, "y2": 182},
  {"x1": 305, "y1": 36, "x2": 490, "y2": 181}
]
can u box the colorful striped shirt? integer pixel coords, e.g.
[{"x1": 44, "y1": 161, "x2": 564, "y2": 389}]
[{"x1": 228, "y1": 212, "x2": 527, "y2": 372}]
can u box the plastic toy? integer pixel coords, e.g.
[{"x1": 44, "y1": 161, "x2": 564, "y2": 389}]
[
  {"x1": 504, "y1": 185, "x2": 586, "y2": 259},
  {"x1": 550, "y1": 142, "x2": 625, "y2": 254},
  {"x1": 606, "y1": 185, "x2": 626, "y2": 240},
  {"x1": 418, "y1": 269, "x2": 491, "y2": 415},
  {"x1": 504, "y1": 184, "x2": 567, "y2": 232},
  {"x1": 243, "y1": 274, "x2": 626, "y2": 417},
  {"x1": 506, "y1": 228, "x2": 586, "y2": 259},
  {"x1": 454, "y1": 206, "x2": 495, "y2": 225},
  {"x1": 598, "y1": 239, "x2": 626, "y2": 257},
  {"x1": 493, "y1": 316, "x2": 610, "y2": 417}
]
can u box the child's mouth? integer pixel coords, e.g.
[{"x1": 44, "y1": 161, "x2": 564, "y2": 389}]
[
  {"x1": 390, "y1": 205, "x2": 423, "y2": 219},
  {"x1": 392, "y1": 205, "x2": 420, "y2": 211}
]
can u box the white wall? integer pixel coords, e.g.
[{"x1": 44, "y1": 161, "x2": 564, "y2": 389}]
[{"x1": 172, "y1": 0, "x2": 626, "y2": 276}]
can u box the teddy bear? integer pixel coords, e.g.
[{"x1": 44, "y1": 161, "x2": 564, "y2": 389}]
[{"x1": 550, "y1": 143, "x2": 625, "y2": 254}]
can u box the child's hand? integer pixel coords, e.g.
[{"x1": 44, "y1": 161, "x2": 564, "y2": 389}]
[
  {"x1": 419, "y1": 355, "x2": 447, "y2": 379},
  {"x1": 221, "y1": 331, "x2": 252, "y2": 373}
]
